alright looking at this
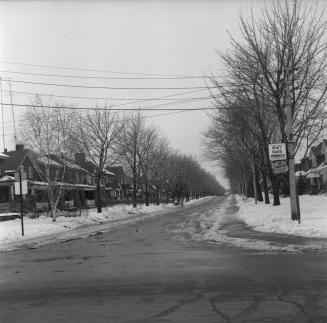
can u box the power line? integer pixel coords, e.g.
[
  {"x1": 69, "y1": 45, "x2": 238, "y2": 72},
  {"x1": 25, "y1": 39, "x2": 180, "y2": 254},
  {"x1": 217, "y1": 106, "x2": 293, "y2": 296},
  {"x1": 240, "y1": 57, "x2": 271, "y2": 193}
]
[
  {"x1": 0, "y1": 88, "x2": 213, "y2": 127},
  {"x1": 7, "y1": 78, "x2": 214, "y2": 90},
  {"x1": 0, "y1": 61, "x2": 223, "y2": 78},
  {"x1": 1, "y1": 102, "x2": 219, "y2": 111},
  {"x1": 2, "y1": 108, "x2": 204, "y2": 137},
  {"x1": 4, "y1": 95, "x2": 213, "y2": 129},
  {"x1": 1, "y1": 101, "x2": 251, "y2": 135},
  {"x1": 0, "y1": 69, "x2": 217, "y2": 80},
  {"x1": 7, "y1": 89, "x2": 211, "y2": 102},
  {"x1": 1, "y1": 96, "x2": 212, "y2": 126}
]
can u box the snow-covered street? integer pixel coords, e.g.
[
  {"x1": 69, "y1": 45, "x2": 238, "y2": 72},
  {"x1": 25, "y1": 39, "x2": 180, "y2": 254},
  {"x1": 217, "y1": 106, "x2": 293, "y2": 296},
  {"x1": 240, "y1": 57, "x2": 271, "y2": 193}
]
[
  {"x1": 0, "y1": 197, "x2": 211, "y2": 251},
  {"x1": 1, "y1": 196, "x2": 326, "y2": 323},
  {"x1": 1, "y1": 194, "x2": 326, "y2": 253}
]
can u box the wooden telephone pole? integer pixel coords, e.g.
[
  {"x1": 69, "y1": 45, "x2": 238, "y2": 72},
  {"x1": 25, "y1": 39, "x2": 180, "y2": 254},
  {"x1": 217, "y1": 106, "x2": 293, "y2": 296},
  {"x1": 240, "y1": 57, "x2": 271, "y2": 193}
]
[{"x1": 285, "y1": 67, "x2": 301, "y2": 223}]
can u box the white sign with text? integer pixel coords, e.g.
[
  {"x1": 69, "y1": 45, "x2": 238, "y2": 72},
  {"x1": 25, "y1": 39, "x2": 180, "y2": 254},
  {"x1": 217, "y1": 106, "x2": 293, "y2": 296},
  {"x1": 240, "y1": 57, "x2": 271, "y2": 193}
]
[{"x1": 269, "y1": 143, "x2": 286, "y2": 161}]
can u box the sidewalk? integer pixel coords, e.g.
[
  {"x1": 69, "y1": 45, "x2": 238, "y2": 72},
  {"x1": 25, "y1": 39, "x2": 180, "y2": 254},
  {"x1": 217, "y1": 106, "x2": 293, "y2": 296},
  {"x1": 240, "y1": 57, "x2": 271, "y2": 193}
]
[
  {"x1": 197, "y1": 195, "x2": 327, "y2": 253},
  {"x1": 222, "y1": 197, "x2": 327, "y2": 251}
]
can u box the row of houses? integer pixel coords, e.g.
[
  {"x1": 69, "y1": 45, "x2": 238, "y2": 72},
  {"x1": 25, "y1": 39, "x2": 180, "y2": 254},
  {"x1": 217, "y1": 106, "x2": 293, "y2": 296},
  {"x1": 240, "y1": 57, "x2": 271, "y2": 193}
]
[
  {"x1": 0, "y1": 144, "x2": 135, "y2": 213},
  {"x1": 296, "y1": 139, "x2": 327, "y2": 191}
]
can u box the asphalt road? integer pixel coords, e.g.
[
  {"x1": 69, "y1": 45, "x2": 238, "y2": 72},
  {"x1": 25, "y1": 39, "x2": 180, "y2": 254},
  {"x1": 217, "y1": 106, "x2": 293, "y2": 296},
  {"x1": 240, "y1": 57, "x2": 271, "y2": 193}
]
[{"x1": 0, "y1": 196, "x2": 326, "y2": 323}]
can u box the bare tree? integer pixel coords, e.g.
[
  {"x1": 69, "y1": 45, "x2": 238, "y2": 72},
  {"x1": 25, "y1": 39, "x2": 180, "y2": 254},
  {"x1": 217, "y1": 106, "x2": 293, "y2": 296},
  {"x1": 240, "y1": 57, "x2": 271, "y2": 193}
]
[
  {"x1": 78, "y1": 106, "x2": 122, "y2": 213},
  {"x1": 118, "y1": 112, "x2": 145, "y2": 208},
  {"x1": 148, "y1": 136, "x2": 170, "y2": 205},
  {"x1": 206, "y1": 0, "x2": 327, "y2": 204},
  {"x1": 138, "y1": 125, "x2": 159, "y2": 206},
  {"x1": 21, "y1": 97, "x2": 77, "y2": 221}
]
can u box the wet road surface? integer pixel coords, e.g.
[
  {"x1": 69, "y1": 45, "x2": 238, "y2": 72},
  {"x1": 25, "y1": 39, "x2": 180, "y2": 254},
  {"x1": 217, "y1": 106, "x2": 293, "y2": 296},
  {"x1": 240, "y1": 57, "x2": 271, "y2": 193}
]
[{"x1": 0, "y1": 196, "x2": 326, "y2": 322}]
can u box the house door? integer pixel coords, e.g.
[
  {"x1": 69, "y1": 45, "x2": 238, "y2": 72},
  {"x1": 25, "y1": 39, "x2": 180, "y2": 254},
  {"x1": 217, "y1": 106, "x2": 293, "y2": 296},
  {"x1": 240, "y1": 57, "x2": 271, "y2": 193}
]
[{"x1": 0, "y1": 187, "x2": 10, "y2": 202}]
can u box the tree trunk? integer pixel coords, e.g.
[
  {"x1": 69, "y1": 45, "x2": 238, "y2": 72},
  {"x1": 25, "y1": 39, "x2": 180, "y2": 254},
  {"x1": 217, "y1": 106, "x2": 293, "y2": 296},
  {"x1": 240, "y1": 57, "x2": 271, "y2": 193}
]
[
  {"x1": 132, "y1": 172, "x2": 137, "y2": 208},
  {"x1": 255, "y1": 167, "x2": 263, "y2": 202},
  {"x1": 156, "y1": 189, "x2": 160, "y2": 205},
  {"x1": 261, "y1": 167, "x2": 270, "y2": 204},
  {"x1": 271, "y1": 174, "x2": 280, "y2": 206},
  {"x1": 96, "y1": 173, "x2": 102, "y2": 213},
  {"x1": 132, "y1": 142, "x2": 137, "y2": 208},
  {"x1": 144, "y1": 176, "x2": 149, "y2": 206}
]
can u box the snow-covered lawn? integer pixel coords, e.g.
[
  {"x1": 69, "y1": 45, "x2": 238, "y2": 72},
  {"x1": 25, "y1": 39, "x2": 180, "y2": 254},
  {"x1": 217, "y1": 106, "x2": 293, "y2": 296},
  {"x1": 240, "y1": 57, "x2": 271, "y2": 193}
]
[
  {"x1": 238, "y1": 194, "x2": 327, "y2": 238},
  {"x1": 0, "y1": 197, "x2": 210, "y2": 251},
  {"x1": 182, "y1": 195, "x2": 327, "y2": 252}
]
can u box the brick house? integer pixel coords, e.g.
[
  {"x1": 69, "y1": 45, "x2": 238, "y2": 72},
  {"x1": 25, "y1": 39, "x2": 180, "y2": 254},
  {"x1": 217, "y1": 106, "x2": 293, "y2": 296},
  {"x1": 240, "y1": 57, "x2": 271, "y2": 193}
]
[
  {"x1": 0, "y1": 152, "x2": 10, "y2": 212},
  {"x1": 106, "y1": 166, "x2": 133, "y2": 200},
  {"x1": 301, "y1": 139, "x2": 327, "y2": 191},
  {"x1": 74, "y1": 152, "x2": 115, "y2": 205},
  {"x1": 0, "y1": 145, "x2": 96, "y2": 213}
]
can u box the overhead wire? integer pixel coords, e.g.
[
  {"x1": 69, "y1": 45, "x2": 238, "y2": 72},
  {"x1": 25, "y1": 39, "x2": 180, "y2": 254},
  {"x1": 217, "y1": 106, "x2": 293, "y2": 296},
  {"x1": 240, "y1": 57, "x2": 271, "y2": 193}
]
[
  {"x1": 6, "y1": 78, "x2": 214, "y2": 90},
  {"x1": 1, "y1": 94, "x2": 213, "y2": 127},
  {"x1": 2, "y1": 108, "x2": 204, "y2": 137},
  {"x1": 0, "y1": 69, "x2": 222, "y2": 80},
  {"x1": 4, "y1": 89, "x2": 211, "y2": 102},
  {"x1": 0, "y1": 61, "x2": 225, "y2": 78},
  {"x1": 1, "y1": 102, "x2": 220, "y2": 111}
]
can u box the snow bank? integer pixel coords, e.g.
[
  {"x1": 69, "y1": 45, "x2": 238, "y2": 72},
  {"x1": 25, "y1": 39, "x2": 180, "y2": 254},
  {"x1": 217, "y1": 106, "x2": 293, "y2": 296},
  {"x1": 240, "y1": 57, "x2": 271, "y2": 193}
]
[
  {"x1": 181, "y1": 195, "x2": 327, "y2": 252},
  {"x1": 0, "y1": 197, "x2": 210, "y2": 251},
  {"x1": 238, "y1": 194, "x2": 327, "y2": 238}
]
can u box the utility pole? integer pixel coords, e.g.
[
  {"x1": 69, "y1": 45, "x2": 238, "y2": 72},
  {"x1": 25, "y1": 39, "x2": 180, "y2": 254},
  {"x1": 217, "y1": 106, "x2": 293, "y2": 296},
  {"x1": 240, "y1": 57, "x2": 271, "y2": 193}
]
[
  {"x1": 285, "y1": 67, "x2": 301, "y2": 223},
  {"x1": 8, "y1": 79, "x2": 17, "y2": 143},
  {"x1": 0, "y1": 77, "x2": 5, "y2": 151},
  {"x1": 19, "y1": 166, "x2": 24, "y2": 236}
]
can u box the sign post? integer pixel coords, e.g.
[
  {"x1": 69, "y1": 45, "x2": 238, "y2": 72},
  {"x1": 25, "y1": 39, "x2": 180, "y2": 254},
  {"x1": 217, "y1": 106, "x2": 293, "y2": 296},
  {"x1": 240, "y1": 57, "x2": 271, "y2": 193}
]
[
  {"x1": 19, "y1": 169, "x2": 24, "y2": 236},
  {"x1": 15, "y1": 167, "x2": 27, "y2": 236},
  {"x1": 285, "y1": 67, "x2": 301, "y2": 223}
]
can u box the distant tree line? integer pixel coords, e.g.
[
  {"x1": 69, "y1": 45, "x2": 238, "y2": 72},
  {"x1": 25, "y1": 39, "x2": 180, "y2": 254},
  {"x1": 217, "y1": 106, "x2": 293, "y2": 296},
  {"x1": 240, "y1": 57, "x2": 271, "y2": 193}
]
[{"x1": 20, "y1": 95, "x2": 225, "y2": 216}]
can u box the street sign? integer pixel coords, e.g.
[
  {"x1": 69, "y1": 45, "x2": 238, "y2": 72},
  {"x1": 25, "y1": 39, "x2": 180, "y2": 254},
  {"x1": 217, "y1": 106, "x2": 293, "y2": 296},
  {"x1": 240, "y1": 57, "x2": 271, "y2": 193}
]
[
  {"x1": 14, "y1": 169, "x2": 27, "y2": 236},
  {"x1": 269, "y1": 143, "x2": 286, "y2": 161},
  {"x1": 14, "y1": 171, "x2": 28, "y2": 195},
  {"x1": 272, "y1": 160, "x2": 288, "y2": 174},
  {"x1": 14, "y1": 181, "x2": 28, "y2": 195},
  {"x1": 14, "y1": 171, "x2": 27, "y2": 182}
]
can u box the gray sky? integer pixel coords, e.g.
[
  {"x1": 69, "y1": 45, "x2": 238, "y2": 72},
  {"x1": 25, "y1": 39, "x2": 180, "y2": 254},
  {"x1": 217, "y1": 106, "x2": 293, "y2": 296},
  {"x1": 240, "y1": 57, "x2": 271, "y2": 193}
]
[{"x1": 0, "y1": 0, "x2": 270, "y2": 188}]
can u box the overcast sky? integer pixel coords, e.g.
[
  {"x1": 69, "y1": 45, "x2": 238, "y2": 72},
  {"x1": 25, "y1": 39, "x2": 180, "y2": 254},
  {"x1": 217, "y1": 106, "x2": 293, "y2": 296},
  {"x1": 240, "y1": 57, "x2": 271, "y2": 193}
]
[{"x1": 0, "y1": 0, "x2": 282, "y2": 188}]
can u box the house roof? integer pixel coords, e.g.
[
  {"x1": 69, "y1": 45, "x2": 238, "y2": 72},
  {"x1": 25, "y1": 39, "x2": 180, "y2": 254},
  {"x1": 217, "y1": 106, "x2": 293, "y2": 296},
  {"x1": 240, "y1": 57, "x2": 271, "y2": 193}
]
[
  {"x1": 47, "y1": 154, "x2": 91, "y2": 174},
  {"x1": 0, "y1": 152, "x2": 9, "y2": 159},
  {"x1": 74, "y1": 158, "x2": 97, "y2": 174},
  {"x1": 0, "y1": 175, "x2": 14, "y2": 182},
  {"x1": 103, "y1": 169, "x2": 115, "y2": 176},
  {"x1": 311, "y1": 139, "x2": 327, "y2": 156},
  {"x1": 3, "y1": 148, "x2": 91, "y2": 176},
  {"x1": 3, "y1": 148, "x2": 29, "y2": 171},
  {"x1": 107, "y1": 166, "x2": 124, "y2": 176}
]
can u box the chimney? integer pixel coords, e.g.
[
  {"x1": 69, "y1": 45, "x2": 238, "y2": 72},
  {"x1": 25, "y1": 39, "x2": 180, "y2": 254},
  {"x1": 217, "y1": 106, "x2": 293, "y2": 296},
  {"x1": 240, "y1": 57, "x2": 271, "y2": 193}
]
[
  {"x1": 16, "y1": 144, "x2": 24, "y2": 152},
  {"x1": 75, "y1": 152, "x2": 85, "y2": 164},
  {"x1": 4, "y1": 148, "x2": 7, "y2": 153}
]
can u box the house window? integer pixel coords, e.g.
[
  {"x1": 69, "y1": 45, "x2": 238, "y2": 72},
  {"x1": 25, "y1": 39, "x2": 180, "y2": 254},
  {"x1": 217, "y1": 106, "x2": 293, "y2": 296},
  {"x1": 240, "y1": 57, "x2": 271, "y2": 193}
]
[{"x1": 28, "y1": 166, "x2": 33, "y2": 179}]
